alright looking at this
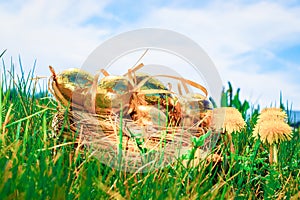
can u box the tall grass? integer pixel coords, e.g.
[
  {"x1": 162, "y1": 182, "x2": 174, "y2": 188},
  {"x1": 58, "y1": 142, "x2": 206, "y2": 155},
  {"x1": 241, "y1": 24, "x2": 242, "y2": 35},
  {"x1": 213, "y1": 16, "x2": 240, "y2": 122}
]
[{"x1": 0, "y1": 52, "x2": 299, "y2": 199}]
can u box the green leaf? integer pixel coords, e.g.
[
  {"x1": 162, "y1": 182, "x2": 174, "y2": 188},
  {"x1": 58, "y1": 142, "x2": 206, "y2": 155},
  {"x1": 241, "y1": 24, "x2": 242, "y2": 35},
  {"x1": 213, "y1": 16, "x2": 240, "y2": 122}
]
[
  {"x1": 228, "y1": 82, "x2": 233, "y2": 106},
  {"x1": 221, "y1": 87, "x2": 228, "y2": 107},
  {"x1": 192, "y1": 130, "x2": 212, "y2": 148},
  {"x1": 0, "y1": 49, "x2": 7, "y2": 58},
  {"x1": 233, "y1": 88, "x2": 241, "y2": 106},
  {"x1": 209, "y1": 97, "x2": 217, "y2": 108}
]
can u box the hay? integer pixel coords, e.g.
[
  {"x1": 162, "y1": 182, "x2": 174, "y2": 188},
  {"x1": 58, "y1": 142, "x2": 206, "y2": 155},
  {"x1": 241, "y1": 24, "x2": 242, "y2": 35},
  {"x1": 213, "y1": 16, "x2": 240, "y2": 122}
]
[{"x1": 52, "y1": 105, "x2": 217, "y2": 171}]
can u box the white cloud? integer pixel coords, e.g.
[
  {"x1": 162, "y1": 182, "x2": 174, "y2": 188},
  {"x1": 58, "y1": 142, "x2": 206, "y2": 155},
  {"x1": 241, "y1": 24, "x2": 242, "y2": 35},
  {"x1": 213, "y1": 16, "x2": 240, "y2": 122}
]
[
  {"x1": 0, "y1": 0, "x2": 112, "y2": 75},
  {"x1": 127, "y1": 1, "x2": 300, "y2": 109},
  {"x1": 1, "y1": 0, "x2": 300, "y2": 109}
]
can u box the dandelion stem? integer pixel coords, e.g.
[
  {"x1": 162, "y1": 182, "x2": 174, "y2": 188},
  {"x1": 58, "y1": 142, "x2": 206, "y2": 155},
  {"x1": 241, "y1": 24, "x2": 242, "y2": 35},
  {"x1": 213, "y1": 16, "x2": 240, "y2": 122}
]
[
  {"x1": 272, "y1": 144, "x2": 278, "y2": 164},
  {"x1": 269, "y1": 145, "x2": 273, "y2": 164},
  {"x1": 227, "y1": 133, "x2": 235, "y2": 154}
]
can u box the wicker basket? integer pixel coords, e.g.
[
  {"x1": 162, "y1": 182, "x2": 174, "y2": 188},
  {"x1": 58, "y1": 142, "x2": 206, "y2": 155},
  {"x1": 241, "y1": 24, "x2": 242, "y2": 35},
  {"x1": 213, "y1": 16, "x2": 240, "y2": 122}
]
[{"x1": 49, "y1": 66, "x2": 219, "y2": 172}]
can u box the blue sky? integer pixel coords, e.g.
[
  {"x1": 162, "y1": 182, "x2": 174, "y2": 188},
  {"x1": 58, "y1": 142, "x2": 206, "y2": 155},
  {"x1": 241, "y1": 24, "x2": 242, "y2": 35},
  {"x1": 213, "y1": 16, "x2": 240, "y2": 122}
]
[{"x1": 0, "y1": 0, "x2": 300, "y2": 109}]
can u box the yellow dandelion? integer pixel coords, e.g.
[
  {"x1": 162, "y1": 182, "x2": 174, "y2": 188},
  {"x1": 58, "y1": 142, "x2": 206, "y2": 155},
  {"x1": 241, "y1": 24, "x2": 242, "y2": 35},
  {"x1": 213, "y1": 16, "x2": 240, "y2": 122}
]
[
  {"x1": 253, "y1": 107, "x2": 293, "y2": 164},
  {"x1": 258, "y1": 108, "x2": 287, "y2": 122},
  {"x1": 212, "y1": 107, "x2": 246, "y2": 134},
  {"x1": 253, "y1": 120, "x2": 292, "y2": 145},
  {"x1": 212, "y1": 107, "x2": 246, "y2": 154}
]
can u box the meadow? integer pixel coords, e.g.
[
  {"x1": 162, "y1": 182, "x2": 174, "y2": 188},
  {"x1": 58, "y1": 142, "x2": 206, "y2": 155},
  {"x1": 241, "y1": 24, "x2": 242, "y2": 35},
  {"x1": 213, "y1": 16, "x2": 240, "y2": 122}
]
[{"x1": 0, "y1": 51, "x2": 299, "y2": 199}]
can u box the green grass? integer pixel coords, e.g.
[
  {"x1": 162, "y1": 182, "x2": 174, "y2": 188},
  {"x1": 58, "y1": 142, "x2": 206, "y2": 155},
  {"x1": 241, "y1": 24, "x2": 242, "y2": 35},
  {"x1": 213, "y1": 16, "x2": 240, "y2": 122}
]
[{"x1": 0, "y1": 53, "x2": 299, "y2": 199}]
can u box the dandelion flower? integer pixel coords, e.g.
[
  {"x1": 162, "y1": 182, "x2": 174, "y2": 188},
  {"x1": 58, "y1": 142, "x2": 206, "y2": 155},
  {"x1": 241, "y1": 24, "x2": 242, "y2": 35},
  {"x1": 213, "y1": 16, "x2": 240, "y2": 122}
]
[
  {"x1": 253, "y1": 107, "x2": 293, "y2": 164},
  {"x1": 258, "y1": 108, "x2": 287, "y2": 123},
  {"x1": 212, "y1": 107, "x2": 246, "y2": 134},
  {"x1": 212, "y1": 107, "x2": 246, "y2": 154},
  {"x1": 253, "y1": 118, "x2": 292, "y2": 145}
]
